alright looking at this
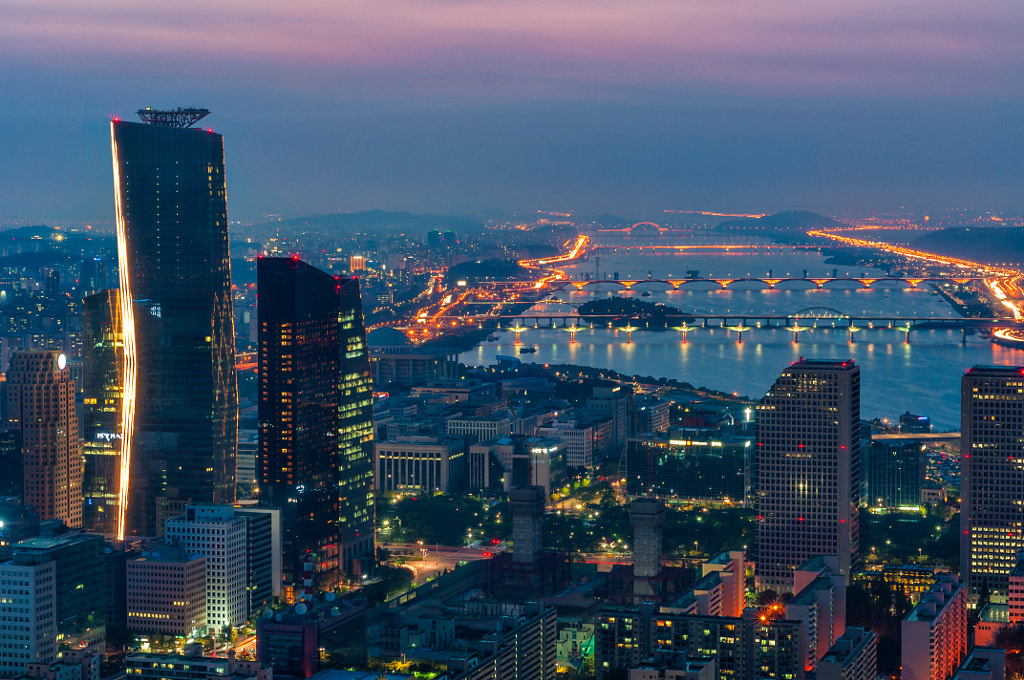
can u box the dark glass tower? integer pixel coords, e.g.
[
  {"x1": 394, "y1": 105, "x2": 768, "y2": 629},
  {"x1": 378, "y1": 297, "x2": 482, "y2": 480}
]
[
  {"x1": 81, "y1": 290, "x2": 123, "y2": 534},
  {"x1": 111, "y1": 113, "x2": 238, "y2": 537},
  {"x1": 258, "y1": 257, "x2": 375, "y2": 594}
]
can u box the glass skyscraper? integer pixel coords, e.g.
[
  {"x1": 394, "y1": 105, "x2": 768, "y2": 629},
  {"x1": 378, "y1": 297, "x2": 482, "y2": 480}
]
[
  {"x1": 111, "y1": 113, "x2": 238, "y2": 538},
  {"x1": 81, "y1": 289, "x2": 123, "y2": 534},
  {"x1": 258, "y1": 257, "x2": 375, "y2": 594}
]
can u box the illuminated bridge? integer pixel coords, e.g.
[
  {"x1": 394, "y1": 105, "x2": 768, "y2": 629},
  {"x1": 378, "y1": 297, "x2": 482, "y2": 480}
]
[
  {"x1": 440, "y1": 308, "x2": 1023, "y2": 344},
  {"x1": 550, "y1": 276, "x2": 982, "y2": 290}
]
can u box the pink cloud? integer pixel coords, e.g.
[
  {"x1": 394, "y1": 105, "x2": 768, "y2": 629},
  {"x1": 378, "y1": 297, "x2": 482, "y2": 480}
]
[{"x1": 3, "y1": 0, "x2": 1023, "y2": 98}]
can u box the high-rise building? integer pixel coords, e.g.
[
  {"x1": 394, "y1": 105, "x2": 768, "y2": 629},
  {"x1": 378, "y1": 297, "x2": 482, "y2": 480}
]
[
  {"x1": 165, "y1": 506, "x2": 248, "y2": 629},
  {"x1": 960, "y1": 365, "x2": 1024, "y2": 600},
  {"x1": 864, "y1": 440, "x2": 926, "y2": 509},
  {"x1": 756, "y1": 359, "x2": 860, "y2": 592},
  {"x1": 111, "y1": 109, "x2": 238, "y2": 538},
  {"x1": 0, "y1": 557, "x2": 57, "y2": 676},
  {"x1": 81, "y1": 290, "x2": 123, "y2": 534},
  {"x1": 258, "y1": 257, "x2": 375, "y2": 592},
  {"x1": 5, "y1": 350, "x2": 82, "y2": 527},
  {"x1": 630, "y1": 498, "x2": 665, "y2": 600},
  {"x1": 11, "y1": 533, "x2": 107, "y2": 652}
]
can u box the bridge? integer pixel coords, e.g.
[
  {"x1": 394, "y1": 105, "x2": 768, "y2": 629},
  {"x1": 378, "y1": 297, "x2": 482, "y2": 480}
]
[
  {"x1": 446, "y1": 307, "x2": 1022, "y2": 344},
  {"x1": 551, "y1": 276, "x2": 982, "y2": 290}
]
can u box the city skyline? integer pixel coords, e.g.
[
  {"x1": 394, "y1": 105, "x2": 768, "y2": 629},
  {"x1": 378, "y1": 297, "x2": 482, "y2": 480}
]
[{"x1": 2, "y1": 1, "x2": 1024, "y2": 223}]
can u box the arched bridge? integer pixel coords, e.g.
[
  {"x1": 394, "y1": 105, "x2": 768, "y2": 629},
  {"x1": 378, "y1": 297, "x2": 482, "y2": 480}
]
[
  {"x1": 555, "y1": 276, "x2": 981, "y2": 290},
  {"x1": 787, "y1": 307, "x2": 850, "y2": 319}
]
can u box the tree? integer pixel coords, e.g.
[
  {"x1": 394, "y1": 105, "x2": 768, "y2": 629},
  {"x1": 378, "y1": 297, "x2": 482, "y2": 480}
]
[{"x1": 993, "y1": 623, "x2": 1024, "y2": 680}]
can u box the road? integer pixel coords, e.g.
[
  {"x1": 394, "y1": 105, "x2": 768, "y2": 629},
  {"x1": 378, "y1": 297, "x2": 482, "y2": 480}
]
[{"x1": 385, "y1": 542, "x2": 502, "y2": 584}]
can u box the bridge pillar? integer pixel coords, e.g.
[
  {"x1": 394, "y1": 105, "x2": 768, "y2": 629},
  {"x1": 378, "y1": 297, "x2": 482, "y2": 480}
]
[
  {"x1": 792, "y1": 329, "x2": 800, "y2": 343},
  {"x1": 962, "y1": 328, "x2": 967, "y2": 345},
  {"x1": 534, "y1": 320, "x2": 539, "y2": 329},
  {"x1": 681, "y1": 329, "x2": 688, "y2": 344},
  {"x1": 904, "y1": 327, "x2": 911, "y2": 344},
  {"x1": 737, "y1": 330, "x2": 745, "y2": 344}
]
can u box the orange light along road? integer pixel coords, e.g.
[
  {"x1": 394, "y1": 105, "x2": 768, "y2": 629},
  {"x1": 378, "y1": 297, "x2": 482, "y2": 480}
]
[{"x1": 809, "y1": 228, "x2": 1024, "y2": 333}]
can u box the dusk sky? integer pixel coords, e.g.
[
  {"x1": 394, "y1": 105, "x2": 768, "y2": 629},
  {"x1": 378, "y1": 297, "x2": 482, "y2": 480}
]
[{"x1": 3, "y1": 0, "x2": 1024, "y2": 223}]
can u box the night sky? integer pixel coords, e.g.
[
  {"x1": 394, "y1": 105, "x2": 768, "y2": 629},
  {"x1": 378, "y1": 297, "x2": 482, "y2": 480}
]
[{"x1": 3, "y1": 0, "x2": 1024, "y2": 223}]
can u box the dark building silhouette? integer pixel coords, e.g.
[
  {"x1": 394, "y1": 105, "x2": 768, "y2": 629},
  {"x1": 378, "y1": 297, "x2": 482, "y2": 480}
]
[
  {"x1": 81, "y1": 290, "x2": 123, "y2": 535},
  {"x1": 0, "y1": 429, "x2": 21, "y2": 499},
  {"x1": 258, "y1": 257, "x2": 375, "y2": 593},
  {"x1": 111, "y1": 113, "x2": 238, "y2": 537}
]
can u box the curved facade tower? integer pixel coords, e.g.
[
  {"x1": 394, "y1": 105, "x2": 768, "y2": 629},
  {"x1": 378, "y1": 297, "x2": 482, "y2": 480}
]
[{"x1": 111, "y1": 112, "x2": 238, "y2": 538}]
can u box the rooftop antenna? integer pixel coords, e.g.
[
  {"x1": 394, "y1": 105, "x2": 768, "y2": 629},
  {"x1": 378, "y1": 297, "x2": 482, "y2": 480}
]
[{"x1": 136, "y1": 107, "x2": 210, "y2": 128}]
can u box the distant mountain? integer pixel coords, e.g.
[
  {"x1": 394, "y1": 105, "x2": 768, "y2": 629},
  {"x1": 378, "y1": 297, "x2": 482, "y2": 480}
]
[
  {"x1": 577, "y1": 214, "x2": 635, "y2": 228},
  {"x1": 913, "y1": 227, "x2": 1024, "y2": 267},
  {"x1": 716, "y1": 210, "x2": 844, "y2": 232},
  {"x1": 249, "y1": 209, "x2": 484, "y2": 235}
]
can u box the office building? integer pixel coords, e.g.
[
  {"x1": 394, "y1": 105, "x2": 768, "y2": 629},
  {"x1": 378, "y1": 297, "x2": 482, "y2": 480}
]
[
  {"x1": 817, "y1": 628, "x2": 877, "y2": 680},
  {"x1": 587, "y1": 386, "x2": 629, "y2": 451},
  {"x1": 256, "y1": 596, "x2": 368, "y2": 678},
  {"x1": 111, "y1": 109, "x2": 238, "y2": 539},
  {"x1": 440, "y1": 603, "x2": 557, "y2": 680},
  {"x1": 10, "y1": 533, "x2": 107, "y2": 653},
  {"x1": 0, "y1": 429, "x2": 21, "y2": 498},
  {"x1": 80, "y1": 290, "x2": 123, "y2": 535},
  {"x1": 233, "y1": 505, "x2": 282, "y2": 609},
  {"x1": 258, "y1": 256, "x2": 375, "y2": 592},
  {"x1": 126, "y1": 649, "x2": 271, "y2": 680},
  {"x1": 375, "y1": 436, "x2": 466, "y2": 493},
  {"x1": 5, "y1": 350, "x2": 82, "y2": 527},
  {"x1": 756, "y1": 359, "x2": 860, "y2": 592},
  {"x1": 631, "y1": 395, "x2": 672, "y2": 436},
  {"x1": 165, "y1": 506, "x2": 248, "y2": 628},
  {"x1": 960, "y1": 365, "x2": 1024, "y2": 600},
  {"x1": 630, "y1": 498, "x2": 666, "y2": 600},
  {"x1": 902, "y1": 574, "x2": 968, "y2": 680},
  {"x1": 369, "y1": 345, "x2": 457, "y2": 386},
  {"x1": 864, "y1": 440, "x2": 926, "y2": 509},
  {"x1": 0, "y1": 557, "x2": 57, "y2": 677},
  {"x1": 536, "y1": 421, "x2": 594, "y2": 469},
  {"x1": 126, "y1": 543, "x2": 206, "y2": 636},
  {"x1": 625, "y1": 434, "x2": 753, "y2": 505}
]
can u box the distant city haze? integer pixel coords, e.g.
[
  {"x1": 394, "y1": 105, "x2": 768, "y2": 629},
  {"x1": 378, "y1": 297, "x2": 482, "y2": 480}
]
[{"x1": 2, "y1": 0, "x2": 1024, "y2": 222}]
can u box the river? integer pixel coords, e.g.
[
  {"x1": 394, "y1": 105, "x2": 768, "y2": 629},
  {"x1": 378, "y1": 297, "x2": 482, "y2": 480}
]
[{"x1": 459, "y1": 249, "x2": 1024, "y2": 429}]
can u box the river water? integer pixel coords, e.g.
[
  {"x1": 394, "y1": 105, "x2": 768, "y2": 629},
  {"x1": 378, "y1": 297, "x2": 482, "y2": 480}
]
[{"x1": 459, "y1": 249, "x2": 1024, "y2": 429}]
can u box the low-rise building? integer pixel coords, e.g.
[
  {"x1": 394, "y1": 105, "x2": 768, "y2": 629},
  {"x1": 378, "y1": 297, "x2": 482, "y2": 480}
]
[
  {"x1": 375, "y1": 436, "x2": 466, "y2": 493},
  {"x1": 126, "y1": 544, "x2": 206, "y2": 637}
]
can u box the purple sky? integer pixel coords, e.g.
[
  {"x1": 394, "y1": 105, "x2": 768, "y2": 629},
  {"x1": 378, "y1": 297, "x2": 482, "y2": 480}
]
[{"x1": 3, "y1": 0, "x2": 1024, "y2": 222}]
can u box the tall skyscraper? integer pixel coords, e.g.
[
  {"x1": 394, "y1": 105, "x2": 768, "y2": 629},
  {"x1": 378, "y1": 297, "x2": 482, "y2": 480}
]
[
  {"x1": 960, "y1": 365, "x2": 1024, "y2": 600},
  {"x1": 258, "y1": 257, "x2": 375, "y2": 593},
  {"x1": 5, "y1": 350, "x2": 82, "y2": 527},
  {"x1": 756, "y1": 359, "x2": 860, "y2": 592},
  {"x1": 81, "y1": 290, "x2": 123, "y2": 534},
  {"x1": 111, "y1": 108, "x2": 238, "y2": 538}
]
